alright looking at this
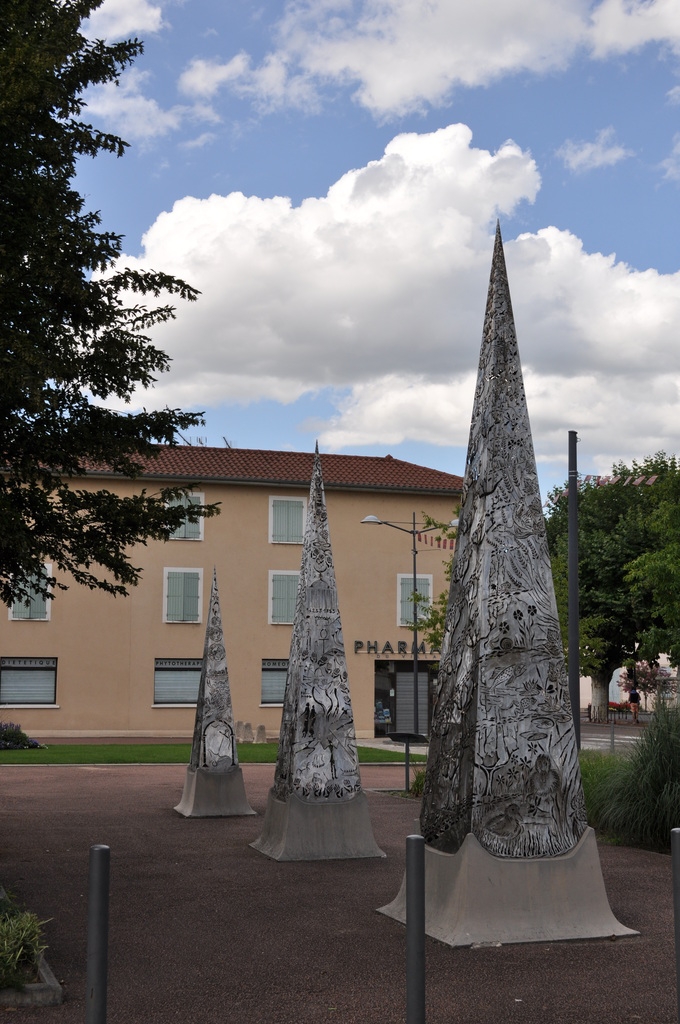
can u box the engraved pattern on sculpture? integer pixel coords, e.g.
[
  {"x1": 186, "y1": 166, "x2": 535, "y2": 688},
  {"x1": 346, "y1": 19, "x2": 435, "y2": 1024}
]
[
  {"x1": 189, "y1": 569, "x2": 238, "y2": 771},
  {"x1": 273, "y1": 448, "x2": 361, "y2": 803},
  {"x1": 420, "y1": 224, "x2": 587, "y2": 858}
]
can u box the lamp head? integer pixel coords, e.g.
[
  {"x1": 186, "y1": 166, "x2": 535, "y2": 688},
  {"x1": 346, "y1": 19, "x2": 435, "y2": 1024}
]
[{"x1": 361, "y1": 515, "x2": 382, "y2": 525}]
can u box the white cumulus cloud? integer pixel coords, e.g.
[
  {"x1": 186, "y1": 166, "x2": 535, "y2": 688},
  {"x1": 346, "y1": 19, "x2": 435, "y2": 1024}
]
[
  {"x1": 179, "y1": 132, "x2": 218, "y2": 150},
  {"x1": 114, "y1": 122, "x2": 680, "y2": 472},
  {"x1": 179, "y1": 52, "x2": 319, "y2": 112},
  {"x1": 557, "y1": 127, "x2": 634, "y2": 172},
  {"x1": 661, "y1": 135, "x2": 680, "y2": 180},
  {"x1": 119, "y1": 123, "x2": 539, "y2": 395},
  {"x1": 85, "y1": 70, "x2": 218, "y2": 144},
  {"x1": 588, "y1": 0, "x2": 680, "y2": 58},
  {"x1": 184, "y1": 0, "x2": 680, "y2": 119},
  {"x1": 83, "y1": 0, "x2": 164, "y2": 40},
  {"x1": 275, "y1": 0, "x2": 587, "y2": 115},
  {"x1": 178, "y1": 55, "x2": 251, "y2": 99}
]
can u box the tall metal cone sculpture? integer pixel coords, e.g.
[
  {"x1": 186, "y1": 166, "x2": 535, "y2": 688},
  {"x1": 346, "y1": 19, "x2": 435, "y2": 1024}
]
[
  {"x1": 174, "y1": 568, "x2": 255, "y2": 817},
  {"x1": 421, "y1": 223, "x2": 586, "y2": 859},
  {"x1": 251, "y1": 446, "x2": 384, "y2": 860},
  {"x1": 379, "y1": 224, "x2": 636, "y2": 943}
]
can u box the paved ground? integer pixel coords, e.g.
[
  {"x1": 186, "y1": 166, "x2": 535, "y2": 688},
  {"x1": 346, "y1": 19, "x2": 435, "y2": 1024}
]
[
  {"x1": 578, "y1": 719, "x2": 649, "y2": 753},
  {"x1": 1, "y1": 759, "x2": 675, "y2": 1024},
  {"x1": 366, "y1": 720, "x2": 646, "y2": 756}
]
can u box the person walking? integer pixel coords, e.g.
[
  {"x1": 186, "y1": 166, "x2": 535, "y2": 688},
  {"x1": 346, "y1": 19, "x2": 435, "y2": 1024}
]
[{"x1": 629, "y1": 685, "x2": 641, "y2": 724}]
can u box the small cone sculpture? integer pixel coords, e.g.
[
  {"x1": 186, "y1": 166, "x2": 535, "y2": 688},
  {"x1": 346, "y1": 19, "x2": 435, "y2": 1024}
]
[
  {"x1": 379, "y1": 223, "x2": 635, "y2": 944},
  {"x1": 252, "y1": 445, "x2": 384, "y2": 860},
  {"x1": 174, "y1": 568, "x2": 255, "y2": 817}
]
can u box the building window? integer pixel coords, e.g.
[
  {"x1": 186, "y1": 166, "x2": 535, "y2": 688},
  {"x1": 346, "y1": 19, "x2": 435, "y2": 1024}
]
[
  {"x1": 0, "y1": 657, "x2": 57, "y2": 704},
  {"x1": 164, "y1": 568, "x2": 203, "y2": 623},
  {"x1": 261, "y1": 659, "x2": 288, "y2": 705},
  {"x1": 153, "y1": 658, "x2": 202, "y2": 704},
  {"x1": 269, "y1": 497, "x2": 305, "y2": 544},
  {"x1": 169, "y1": 493, "x2": 204, "y2": 541},
  {"x1": 9, "y1": 565, "x2": 52, "y2": 621},
  {"x1": 397, "y1": 574, "x2": 432, "y2": 626},
  {"x1": 269, "y1": 571, "x2": 300, "y2": 624}
]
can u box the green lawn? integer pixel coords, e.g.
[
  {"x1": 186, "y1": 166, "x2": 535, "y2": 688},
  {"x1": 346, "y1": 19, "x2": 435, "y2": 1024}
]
[
  {"x1": 0, "y1": 744, "x2": 612, "y2": 773},
  {"x1": 0, "y1": 742, "x2": 426, "y2": 765}
]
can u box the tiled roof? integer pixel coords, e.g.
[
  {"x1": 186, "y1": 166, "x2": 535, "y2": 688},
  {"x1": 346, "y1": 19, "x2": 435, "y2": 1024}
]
[{"x1": 93, "y1": 446, "x2": 463, "y2": 495}]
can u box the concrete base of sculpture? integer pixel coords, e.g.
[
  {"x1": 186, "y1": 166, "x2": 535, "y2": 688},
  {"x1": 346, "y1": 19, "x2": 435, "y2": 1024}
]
[
  {"x1": 250, "y1": 788, "x2": 385, "y2": 861},
  {"x1": 378, "y1": 827, "x2": 638, "y2": 945},
  {"x1": 174, "y1": 765, "x2": 256, "y2": 817}
]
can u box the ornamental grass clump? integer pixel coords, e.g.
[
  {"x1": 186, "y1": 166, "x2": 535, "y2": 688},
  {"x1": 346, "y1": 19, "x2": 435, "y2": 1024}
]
[
  {"x1": 0, "y1": 892, "x2": 48, "y2": 991},
  {"x1": 410, "y1": 767, "x2": 426, "y2": 797},
  {"x1": 578, "y1": 749, "x2": 621, "y2": 818},
  {"x1": 586, "y1": 701, "x2": 680, "y2": 851},
  {"x1": 0, "y1": 722, "x2": 41, "y2": 750}
]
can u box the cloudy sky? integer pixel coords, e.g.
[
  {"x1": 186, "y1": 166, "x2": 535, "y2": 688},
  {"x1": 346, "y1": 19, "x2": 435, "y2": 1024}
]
[{"x1": 77, "y1": 0, "x2": 680, "y2": 496}]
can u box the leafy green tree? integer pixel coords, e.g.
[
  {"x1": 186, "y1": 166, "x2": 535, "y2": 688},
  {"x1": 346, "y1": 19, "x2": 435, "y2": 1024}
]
[
  {"x1": 626, "y1": 468, "x2": 680, "y2": 667},
  {"x1": 414, "y1": 514, "x2": 458, "y2": 652},
  {"x1": 0, "y1": 0, "x2": 218, "y2": 607},
  {"x1": 545, "y1": 453, "x2": 675, "y2": 721}
]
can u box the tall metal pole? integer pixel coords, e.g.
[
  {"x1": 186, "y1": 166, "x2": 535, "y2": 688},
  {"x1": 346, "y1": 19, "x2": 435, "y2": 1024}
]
[
  {"x1": 360, "y1": 511, "x2": 444, "y2": 788},
  {"x1": 406, "y1": 834, "x2": 426, "y2": 1024},
  {"x1": 672, "y1": 828, "x2": 680, "y2": 1022},
  {"x1": 568, "y1": 431, "x2": 581, "y2": 749},
  {"x1": 412, "y1": 512, "x2": 419, "y2": 738},
  {"x1": 86, "y1": 844, "x2": 110, "y2": 1024}
]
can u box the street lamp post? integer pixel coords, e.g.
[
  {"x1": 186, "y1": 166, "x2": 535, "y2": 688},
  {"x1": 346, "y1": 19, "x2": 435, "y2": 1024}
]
[
  {"x1": 361, "y1": 513, "x2": 457, "y2": 790},
  {"x1": 568, "y1": 430, "x2": 581, "y2": 748}
]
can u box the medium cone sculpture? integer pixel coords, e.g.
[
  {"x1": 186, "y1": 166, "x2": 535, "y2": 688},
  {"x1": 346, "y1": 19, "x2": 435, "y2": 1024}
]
[
  {"x1": 379, "y1": 223, "x2": 635, "y2": 944},
  {"x1": 252, "y1": 446, "x2": 384, "y2": 860},
  {"x1": 175, "y1": 568, "x2": 255, "y2": 817}
]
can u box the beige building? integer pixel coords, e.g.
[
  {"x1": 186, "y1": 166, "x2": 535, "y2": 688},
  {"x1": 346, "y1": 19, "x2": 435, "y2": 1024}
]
[{"x1": 0, "y1": 447, "x2": 461, "y2": 740}]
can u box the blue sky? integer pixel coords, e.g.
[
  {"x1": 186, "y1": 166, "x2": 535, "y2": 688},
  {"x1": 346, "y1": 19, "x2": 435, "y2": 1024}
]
[{"x1": 76, "y1": 0, "x2": 680, "y2": 497}]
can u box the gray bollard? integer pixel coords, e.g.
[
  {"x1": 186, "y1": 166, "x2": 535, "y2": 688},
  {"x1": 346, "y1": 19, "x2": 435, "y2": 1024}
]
[
  {"x1": 610, "y1": 721, "x2": 615, "y2": 755},
  {"x1": 86, "y1": 844, "x2": 110, "y2": 1024},
  {"x1": 672, "y1": 829, "x2": 680, "y2": 1022},
  {"x1": 406, "y1": 834, "x2": 425, "y2": 1024}
]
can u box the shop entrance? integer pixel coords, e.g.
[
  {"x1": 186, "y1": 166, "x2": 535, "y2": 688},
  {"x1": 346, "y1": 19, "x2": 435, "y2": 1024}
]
[{"x1": 373, "y1": 660, "x2": 439, "y2": 737}]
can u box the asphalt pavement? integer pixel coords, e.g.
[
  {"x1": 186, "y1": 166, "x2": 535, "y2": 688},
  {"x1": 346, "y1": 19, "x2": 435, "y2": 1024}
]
[{"x1": 0, "y1": 757, "x2": 675, "y2": 1024}]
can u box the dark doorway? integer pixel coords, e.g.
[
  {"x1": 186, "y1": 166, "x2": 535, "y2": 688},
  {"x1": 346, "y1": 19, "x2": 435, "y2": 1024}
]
[{"x1": 373, "y1": 660, "x2": 439, "y2": 737}]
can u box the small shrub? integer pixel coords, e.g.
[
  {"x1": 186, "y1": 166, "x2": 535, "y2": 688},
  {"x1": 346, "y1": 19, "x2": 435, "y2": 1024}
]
[
  {"x1": 585, "y1": 701, "x2": 680, "y2": 851},
  {"x1": 410, "y1": 767, "x2": 426, "y2": 797},
  {"x1": 0, "y1": 722, "x2": 42, "y2": 750},
  {"x1": 0, "y1": 893, "x2": 48, "y2": 991}
]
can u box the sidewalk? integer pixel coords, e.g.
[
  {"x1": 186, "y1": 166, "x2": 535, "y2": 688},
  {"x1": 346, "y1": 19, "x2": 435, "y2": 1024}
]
[
  {"x1": 362, "y1": 718, "x2": 644, "y2": 753},
  {"x1": 1, "y1": 761, "x2": 674, "y2": 1024}
]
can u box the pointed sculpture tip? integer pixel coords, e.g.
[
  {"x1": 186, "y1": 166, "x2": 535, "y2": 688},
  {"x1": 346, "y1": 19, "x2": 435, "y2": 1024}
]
[
  {"x1": 314, "y1": 440, "x2": 320, "y2": 455},
  {"x1": 490, "y1": 218, "x2": 508, "y2": 282}
]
